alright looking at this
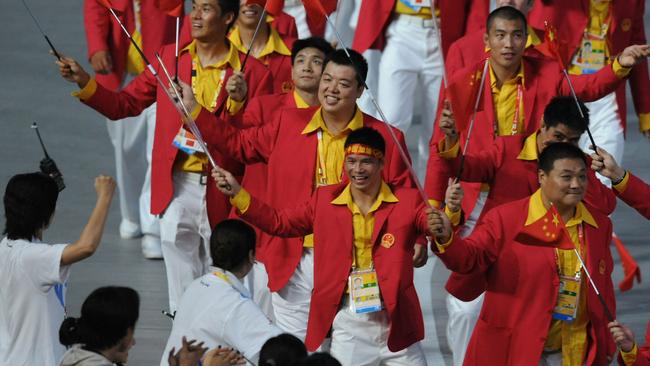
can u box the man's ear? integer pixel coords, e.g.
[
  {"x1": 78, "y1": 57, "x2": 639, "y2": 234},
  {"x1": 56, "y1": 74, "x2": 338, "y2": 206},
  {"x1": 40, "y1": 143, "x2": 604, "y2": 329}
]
[
  {"x1": 248, "y1": 249, "x2": 255, "y2": 264},
  {"x1": 538, "y1": 169, "x2": 546, "y2": 185}
]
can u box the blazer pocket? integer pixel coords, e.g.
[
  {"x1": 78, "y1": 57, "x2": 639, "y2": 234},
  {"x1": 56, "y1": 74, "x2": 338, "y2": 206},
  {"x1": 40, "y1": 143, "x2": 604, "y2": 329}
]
[{"x1": 469, "y1": 318, "x2": 512, "y2": 366}]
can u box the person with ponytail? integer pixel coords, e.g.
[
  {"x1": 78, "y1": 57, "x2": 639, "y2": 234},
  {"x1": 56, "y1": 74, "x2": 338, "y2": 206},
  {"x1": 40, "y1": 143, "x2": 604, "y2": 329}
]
[{"x1": 59, "y1": 286, "x2": 140, "y2": 366}]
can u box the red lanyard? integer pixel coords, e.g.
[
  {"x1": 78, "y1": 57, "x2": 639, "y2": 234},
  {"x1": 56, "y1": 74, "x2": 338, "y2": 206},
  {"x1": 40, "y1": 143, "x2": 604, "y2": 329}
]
[{"x1": 493, "y1": 83, "x2": 523, "y2": 136}]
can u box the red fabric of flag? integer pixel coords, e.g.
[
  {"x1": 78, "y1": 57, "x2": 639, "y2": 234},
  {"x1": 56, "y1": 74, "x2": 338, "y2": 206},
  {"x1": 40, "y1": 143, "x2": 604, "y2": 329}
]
[
  {"x1": 301, "y1": 0, "x2": 337, "y2": 37},
  {"x1": 96, "y1": 0, "x2": 113, "y2": 9},
  {"x1": 154, "y1": 0, "x2": 183, "y2": 17},
  {"x1": 515, "y1": 204, "x2": 575, "y2": 250},
  {"x1": 536, "y1": 21, "x2": 569, "y2": 70},
  {"x1": 612, "y1": 233, "x2": 641, "y2": 291},
  {"x1": 445, "y1": 60, "x2": 486, "y2": 132}
]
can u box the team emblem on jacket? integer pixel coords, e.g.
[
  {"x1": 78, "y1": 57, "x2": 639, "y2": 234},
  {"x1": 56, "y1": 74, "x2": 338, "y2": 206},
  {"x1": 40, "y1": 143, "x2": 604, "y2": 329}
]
[
  {"x1": 598, "y1": 259, "x2": 606, "y2": 275},
  {"x1": 381, "y1": 233, "x2": 395, "y2": 248},
  {"x1": 621, "y1": 18, "x2": 632, "y2": 32},
  {"x1": 281, "y1": 81, "x2": 294, "y2": 93}
]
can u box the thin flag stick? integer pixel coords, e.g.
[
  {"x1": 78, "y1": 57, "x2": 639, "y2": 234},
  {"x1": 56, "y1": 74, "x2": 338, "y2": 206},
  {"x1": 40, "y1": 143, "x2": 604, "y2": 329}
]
[
  {"x1": 21, "y1": 0, "x2": 61, "y2": 60},
  {"x1": 174, "y1": 16, "x2": 180, "y2": 82},
  {"x1": 240, "y1": 6, "x2": 268, "y2": 72},
  {"x1": 573, "y1": 248, "x2": 615, "y2": 322}
]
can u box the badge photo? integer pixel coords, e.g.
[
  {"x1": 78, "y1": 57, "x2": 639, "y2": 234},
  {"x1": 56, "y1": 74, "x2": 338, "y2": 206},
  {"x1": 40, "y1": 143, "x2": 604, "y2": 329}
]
[
  {"x1": 381, "y1": 233, "x2": 395, "y2": 248},
  {"x1": 621, "y1": 18, "x2": 632, "y2": 32}
]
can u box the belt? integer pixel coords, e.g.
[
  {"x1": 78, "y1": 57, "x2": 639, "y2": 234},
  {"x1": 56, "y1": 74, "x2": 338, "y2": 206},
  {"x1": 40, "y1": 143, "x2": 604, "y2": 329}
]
[
  {"x1": 174, "y1": 171, "x2": 208, "y2": 185},
  {"x1": 395, "y1": 13, "x2": 438, "y2": 28}
]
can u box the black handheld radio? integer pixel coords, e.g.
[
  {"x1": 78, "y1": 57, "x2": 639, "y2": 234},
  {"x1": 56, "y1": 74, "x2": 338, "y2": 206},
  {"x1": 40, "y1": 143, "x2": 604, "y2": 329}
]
[{"x1": 31, "y1": 123, "x2": 65, "y2": 192}]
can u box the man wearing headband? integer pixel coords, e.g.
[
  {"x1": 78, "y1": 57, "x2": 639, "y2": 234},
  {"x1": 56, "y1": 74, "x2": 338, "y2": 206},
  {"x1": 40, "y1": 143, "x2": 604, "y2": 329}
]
[{"x1": 213, "y1": 127, "x2": 439, "y2": 365}]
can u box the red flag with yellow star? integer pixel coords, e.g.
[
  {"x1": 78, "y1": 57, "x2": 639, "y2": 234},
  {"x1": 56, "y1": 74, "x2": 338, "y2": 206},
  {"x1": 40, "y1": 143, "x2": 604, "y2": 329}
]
[
  {"x1": 536, "y1": 21, "x2": 569, "y2": 70},
  {"x1": 154, "y1": 0, "x2": 183, "y2": 17},
  {"x1": 515, "y1": 204, "x2": 575, "y2": 250},
  {"x1": 445, "y1": 60, "x2": 486, "y2": 132}
]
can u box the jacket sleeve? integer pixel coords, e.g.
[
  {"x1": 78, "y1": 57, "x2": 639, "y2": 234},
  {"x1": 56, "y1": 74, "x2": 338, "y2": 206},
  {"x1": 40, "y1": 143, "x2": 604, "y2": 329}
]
[
  {"x1": 239, "y1": 192, "x2": 315, "y2": 238},
  {"x1": 81, "y1": 70, "x2": 157, "y2": 120},
  {"x1": 615, "y1": 173, "x2": 650, "y2": 220},
  {"x1": 445, "y1": 138, "x2": 502, "y2": 184},
  {"x1": 583, "y1": 163, "x2": 617, "y2": 216},
  {"x1": 84, "y1": 0, "x2": 111, "y2": 60},
  {"x1": 384, "y1": 127, "x2": 415, "y2": 188},
  {"x1": 560, "y1": 63, "x2": 624, "y2": 102},
  {"x1": 627, "y1": 0, "x2": 650, "y2": 132}
]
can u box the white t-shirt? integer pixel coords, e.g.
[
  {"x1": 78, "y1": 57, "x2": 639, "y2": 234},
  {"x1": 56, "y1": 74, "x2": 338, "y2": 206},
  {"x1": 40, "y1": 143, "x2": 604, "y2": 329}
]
[
  {"x1": 160, "y1": 267, "x2": 282, "y2": 366},
  {"x1": 0, "y1": 237, "x2": 70, "y2": 366}
]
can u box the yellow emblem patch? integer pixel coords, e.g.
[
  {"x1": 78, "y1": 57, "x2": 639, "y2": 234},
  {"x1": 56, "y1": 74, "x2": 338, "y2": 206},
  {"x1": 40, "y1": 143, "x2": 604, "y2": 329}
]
[{"x1": 381, "y1": 233, "x2": 395, "y2": 248}]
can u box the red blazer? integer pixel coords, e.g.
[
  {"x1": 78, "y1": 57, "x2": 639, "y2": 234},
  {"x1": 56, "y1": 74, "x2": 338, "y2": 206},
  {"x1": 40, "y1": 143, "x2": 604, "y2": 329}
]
[
  {"x1": 528, "y1": 0, "x2": 650, "y2": 131},
  {"x1": 352, "y1": 0, "x2": 489, "y2": 55},
  {"x1": 80, "y1": 44, "x2": 273, "y2": 224},
  {"x1": 616, "y1": 173, "x2": 650, "y2": 220},
  {"x1": 425, "y1": 56, "x2": 626, "y2": 212},
  {"x1": 441, "y1": 134, "x2": 616, "y2": 300},
  {"x1": 260, "y1": 36, "x2": 296, "y2": 94},
  {"x1": 84, "y1": 0, "x2": 177, "y2": 91},
  {"x1": 239, "y1": 183, "x2": 428, "y2": 352},
  {"x1": 628, "y1": 321, "x2": 650, "y2": 366},
  {"x1": 193, "y1": 107, "x2": 414, "y2": 289},
  {"x1": 435, "y1": 197, "x2": 616, "y2": 366}
]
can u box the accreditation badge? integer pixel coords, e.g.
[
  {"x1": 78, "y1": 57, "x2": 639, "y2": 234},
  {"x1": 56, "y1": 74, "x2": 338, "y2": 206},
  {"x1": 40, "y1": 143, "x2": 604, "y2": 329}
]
[
  {"x1": 572, "y1": 37, "x2": 607, "y2": 74},
  {"x1": 173, "y1": 127, "x2": 202, "y2": 155},
  {"x1": 552, "y1": 274, "x2": 582, "y2": 321},
  {"x1": 399, "y1": 0, "x2": 431, "y2": 11},
  {"x1": 349, "y1": 269, "x2": 382, "y2": 314}
]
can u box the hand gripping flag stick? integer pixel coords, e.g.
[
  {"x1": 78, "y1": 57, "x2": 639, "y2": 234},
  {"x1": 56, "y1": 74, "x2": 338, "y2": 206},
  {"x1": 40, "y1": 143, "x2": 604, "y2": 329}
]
[
  {"x1": 457, "y1": 59, "x2": 489, "y2": 180},
  {"x1": 21, "y1": 0, "x2": 61, "y2": 60},
  {"x1": 306, "y1": 1, "x2": 432, "y2": 209}
]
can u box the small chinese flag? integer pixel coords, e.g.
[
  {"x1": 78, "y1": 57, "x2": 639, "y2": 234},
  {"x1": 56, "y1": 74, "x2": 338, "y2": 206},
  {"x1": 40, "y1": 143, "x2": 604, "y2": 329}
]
[
  {"x1": 301, "y1": 0, "x2": 337, "y2": 36},
  {"x1": 515, "y1": 204, "x2": 575, "y2": 250},
  {"x1": 244, "y1": 0, "x2": 284, "y2": 15},
  {"x1": 445, "y1": 60, "x2": 486, "y2": 132},
  {"x1": 612, "y1": 233, "x2": 641, "y2": 292},
  {"x1": 155, "y1": 0, "x2": 183, "y2": 17},
  {"x1": 536, "y1": 21, "x2": 567, "y2": 70}
]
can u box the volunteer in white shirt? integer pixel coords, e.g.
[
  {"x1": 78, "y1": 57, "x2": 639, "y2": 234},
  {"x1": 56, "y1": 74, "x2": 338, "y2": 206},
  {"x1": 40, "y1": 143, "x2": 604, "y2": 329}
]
[
  {"x1": 0, "y1": 173, "x2": 115, "y2": 366},
  {"x1": 161, "y1": 219, "x2": 282, "y2": 366}
]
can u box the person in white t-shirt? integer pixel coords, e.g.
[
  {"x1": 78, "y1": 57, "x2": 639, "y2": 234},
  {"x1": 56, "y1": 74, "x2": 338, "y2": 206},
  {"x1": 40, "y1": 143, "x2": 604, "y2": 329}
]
[
  {"x1": 0, "y1": 173, "x2": 116, "y2": 366},
  {"x1": 160, "y1": 219, "x2": 282, "y2": 366}
]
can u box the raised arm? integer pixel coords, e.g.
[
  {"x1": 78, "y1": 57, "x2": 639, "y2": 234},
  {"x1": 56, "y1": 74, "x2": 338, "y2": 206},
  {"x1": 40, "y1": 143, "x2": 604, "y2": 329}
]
[{"x1": 60, "y1": 175, "x2": 116, "y2": 265}]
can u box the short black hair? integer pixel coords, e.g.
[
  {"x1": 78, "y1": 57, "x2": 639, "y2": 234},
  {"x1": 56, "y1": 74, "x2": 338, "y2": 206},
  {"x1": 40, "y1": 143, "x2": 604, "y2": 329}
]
[
  {"x1": 3, "y1": 172, "x2": 59, "y2": 240},
  {"x1": 218, "y1": 0, "x2": 239, "y2": 33},
  {"x1": 323, "y1": 48, "x2": 368, "y2": 87},
  {"x1": 487, "y1": 6, "x2": 528, "y2": 34},
  {"x1": 294, "y1": 353, "x2": 342, "y2": 366},
  {"x1": 344, "y1": 127, "x2": 386, "y2": 156},
  {"x1": 538, "y1": 142, "x2": 587, "y2": 173},
  {"x1": 259, "y1": 334, "x2": 307, "y2": 366},
  {"x1": 291, "y1": 37, "x2": 335, "y2": 64},
  {"x1": 543, "y1": 96, "x2": 589, "y2": 134},
  {"x1": 210, "y1": 219, "x2": 256, "y2": 271},
  {"x1": 59, "y1": 286, "x2": 140, "y2": 351}
]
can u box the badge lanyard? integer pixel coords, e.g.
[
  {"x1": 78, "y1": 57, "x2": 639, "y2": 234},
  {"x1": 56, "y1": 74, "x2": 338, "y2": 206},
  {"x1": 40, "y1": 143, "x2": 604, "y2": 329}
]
[
  {"x1": 552, "y1": 224, "x2": 585, "y2": 322},
  {"x1": 316, "y1": 130, "x2": 329, "y2": 186},
  {"x1": 191, "y1": 61, "x2": 226, "y2": 113},
  {"x1": 493, "y1": 83, "x2": 523, "y2": 136}
]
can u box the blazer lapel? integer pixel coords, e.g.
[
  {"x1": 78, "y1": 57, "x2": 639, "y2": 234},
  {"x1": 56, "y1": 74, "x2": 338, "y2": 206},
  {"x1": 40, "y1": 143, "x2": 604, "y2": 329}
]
[
  {"x1": 523, "y1": 58, "x2": 538, "y2": 135},
  {"x1": 371, "y1": 203, "x2": 397, "y2": 246}
]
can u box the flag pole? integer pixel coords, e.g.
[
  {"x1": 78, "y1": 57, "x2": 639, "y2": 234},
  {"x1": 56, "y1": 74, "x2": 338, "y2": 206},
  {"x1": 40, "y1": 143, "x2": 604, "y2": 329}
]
[
  {"x1": 21, "y1": 0, "x2": 62, "y2": 60},
  {"x1": 573, "y1": 248, "x2": 615, "y2": 321},
  {"x1": 240, "y1": 6, "x2": 268, "y2": 72},
  {"x1": 174, "y1": 16, "x2": 180, "y2": 82}
]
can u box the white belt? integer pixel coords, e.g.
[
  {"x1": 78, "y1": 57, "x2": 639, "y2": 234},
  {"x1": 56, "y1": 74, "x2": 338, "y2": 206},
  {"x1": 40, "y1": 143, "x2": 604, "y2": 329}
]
[
  {"x1": 395, "y1": 13, "x2": 438, "y2": 28},
  {"x1": 174, "y1": 171, "x2": 208, "y2": 185}
]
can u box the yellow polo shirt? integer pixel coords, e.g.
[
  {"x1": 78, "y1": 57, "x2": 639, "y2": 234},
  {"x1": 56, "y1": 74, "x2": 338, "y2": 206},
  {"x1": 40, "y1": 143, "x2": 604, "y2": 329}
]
[
  {"x1": 525, "y1": 190, "x2": 598, "y2": 366},
  {"x1": 293, "y1": 90, "x2": 309, "y2": 108},
  {"x1": 229, "y1": 25, "x2": 291, "y2": 61},
  {"x1": 332, "y1": 181, "x2": 399, "y2": 270},
  {"x1": 489, "y1": 62, "x2": 526, "y2": 137},
  {"x1": 301, "y1": 107, "x2": 365, "y2": 247},
  {"x1": 126, "y1": 0, "x2": 145, "y2": 75}
]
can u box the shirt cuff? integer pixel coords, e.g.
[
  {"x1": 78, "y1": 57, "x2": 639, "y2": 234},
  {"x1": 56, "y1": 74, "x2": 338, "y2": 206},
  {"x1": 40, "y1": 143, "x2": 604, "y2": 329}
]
[
  {"x1": 428, "y1": 199, "x2": 441, "y2": 209},
  {"x1": 445, "y1": 205, "x2": 462, "y2": 227},
  {"x1": 190, "y1": 104, "x2": 203, "y2": 120},
  {"x1": 434, "y1": 232, "x2": 454, "y2": 254},
  {"x1": 71, "y1": 78, "x2": 97, "y2": 101},
  {"x1": 229, "y1": 188, "x2": 251, "y2": 214},
  {"x1": 638, "y1": 113, "x2": 650, "y2": 132},
  {"x1": 612, "y1": 170, "x2": 630, "y2": 193},
  {"x1": 621, "y1": 343, "x2": 638, "y2": 366},
  {"x1": 227, "y1": 97, "x2": 245, "y2": 115},
  {"x1": 612, "y1": 57, "x2": 632, "y2": 79},
  {"x1": 438, "y1": 138, "x2": 460, "y2": 159}
]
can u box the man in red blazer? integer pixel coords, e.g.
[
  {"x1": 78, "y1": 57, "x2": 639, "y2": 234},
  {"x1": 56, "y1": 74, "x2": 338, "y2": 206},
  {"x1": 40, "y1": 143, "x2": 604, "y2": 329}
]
[
  {"x1": 213, "y1": 127, "x2": 434, "y2": 364},
  {"x1": 529, "y1": 0, "x2": 650, "y2": 166},
  {"x1": 180, "y1": 49, "x2": 417, "y2": 340},
  {"x1": 83, "y1": 0, "x2": 177, "y2": 258},
  {"x1": 352, "y1": 0, "x2": 489, "y2": 176},
  {"x1": 590, "y1": 147, "x2": 650, "y2": 220},
  {"x1": 57, "y1": 0, "x2": 273, "y2": 312},
  {"x1": 235, "y1": 36, "x2": 334, "y2": 320},
  {"x1": 431, "y1": 142, "x2": 618, "y2": 366},
  {"x1": 281, "y1": 0, "x2": 336, "y2": 38},
  {"x1": 229, "y1": 1, "x2": 296, "y2": 93},
  {"x1": 609, "y1": 321, "x2": 650, "y2": 366}
]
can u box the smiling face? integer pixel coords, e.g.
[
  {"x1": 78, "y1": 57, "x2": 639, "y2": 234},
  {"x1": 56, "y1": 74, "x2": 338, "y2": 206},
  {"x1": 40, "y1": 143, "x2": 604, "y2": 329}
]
[
  {"x1": 485, "y1": 17, "x2": 527, "y2": 72},
  {"x1": 191, "y1": 0, "x2": 235, "y2": 42},
  {"x1": 539, "y1": 158, "x2": 587, "y2": 210},
  {"x1": 236, "y1": 0, "x2": 264, "y2": 29},
  {"x1": 292, "y1": 47, "x2": 325, "y2": 93},
  {"x1": 344, "y1": 154, "x2": 383, "y2": 193},
  {"x1": 318, "y1": 62, "x2": 364, "y2": 116}
]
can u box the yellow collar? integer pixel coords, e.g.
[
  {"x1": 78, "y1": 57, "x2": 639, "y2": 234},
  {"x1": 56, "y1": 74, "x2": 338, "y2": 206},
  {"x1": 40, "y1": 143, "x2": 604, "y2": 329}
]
[
  {"x1": 301, "y1": 107, "x2": 364, "y2": 135},
  {"x1": 489, "y1": 60, "x2": 525, "y2": 90},
  {"x1": 526, "y1": 189, "x2": 599, "y2": 228},
  {"x1": 182, "y1": 40, "x2": 241, "y2": 71},
  {"x1": 526, "y1": 26, "x2": 541, "y2": 48},
  {"x1": 293, "y1": 90, "x2": 310, "y2": 108},
  {"x1": 517, "y1": 131, "x2": 539, "y2": 161},
  {"x1": 331, "y1": 181, "x2": 399, "y2": 214},
  {"x1": 229, "y1": 24, "x2": 291, "y2": 58}
]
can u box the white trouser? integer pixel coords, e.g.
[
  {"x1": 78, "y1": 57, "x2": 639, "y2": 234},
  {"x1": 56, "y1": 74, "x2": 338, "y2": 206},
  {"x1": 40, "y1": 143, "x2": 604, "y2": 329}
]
[
  {"x1": 447, "y1": 190, "x2": 488, "y2": 366},
  {"x1": 245, "y1": 261, "x2": 275, "y2": 321},
  {"x1": 578, "y1": 92, "x2": 624, "y2": 186},
  {"x1": 283, "y1": 0, "x2": 311, "y2": 38},
  {"x1": 378, "y1": 14, "x2": 443, "y2": 175},
  {"x1": 271, "y1": 248, "x2": 314, "y2": 341},
  {"x1": 446, "y1": 293, "x2": 484, "y2": 366},
  {"x1": 106, "y1": 93, "x2": 159, "y2": 237},
  {"x1": 538, "y1": 351, "x2": 562, "y2": 366},
  {"x1": 160, "y1": 172, "x2": 212, "y2": 312},
  {"x1": 330, "y1": 301, "x2": 427, "y2": 366}
]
